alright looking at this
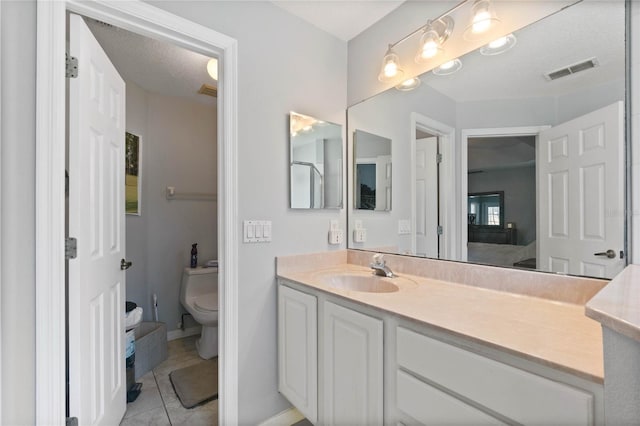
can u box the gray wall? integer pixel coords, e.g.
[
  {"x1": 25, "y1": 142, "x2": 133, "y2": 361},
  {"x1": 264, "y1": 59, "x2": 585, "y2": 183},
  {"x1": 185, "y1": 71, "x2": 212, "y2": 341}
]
[{"x1": 125, "y1": 81, "x2": 218, "y2": 332}]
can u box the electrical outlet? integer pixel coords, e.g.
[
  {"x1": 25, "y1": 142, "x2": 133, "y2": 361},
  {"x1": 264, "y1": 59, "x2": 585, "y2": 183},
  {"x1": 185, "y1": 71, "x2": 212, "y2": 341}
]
[
  {"x1": 328, "y1": 229, "x2": 344, "y2": 245},
  {"x1": 353, "y1": 228, "x2": 367, "y2": 243},
  {"x1": 398, "y1": 219, "x2": 411, "y2": 235}
]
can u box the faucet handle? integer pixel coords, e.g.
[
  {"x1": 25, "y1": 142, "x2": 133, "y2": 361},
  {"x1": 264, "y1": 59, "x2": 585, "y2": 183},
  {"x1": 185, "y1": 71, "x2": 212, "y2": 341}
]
[{"x1": 372, "y1": 253, "x2": 385, "y2": 265}]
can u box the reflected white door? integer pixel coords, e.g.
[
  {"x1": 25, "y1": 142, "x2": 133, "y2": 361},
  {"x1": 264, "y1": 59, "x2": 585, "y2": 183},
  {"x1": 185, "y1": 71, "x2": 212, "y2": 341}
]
[
  {"x1": 415, "y1": 137, "x2": 439, "y2": 257},
  {"x1": 68, "y1": 14, "x2": 127, "y2": 425},
  {"x1": 376, "y1": 155, "x2": 392, "y2": 210},
  {"x1": 538, "y1": 101, "x2": 624, "y2": 278}
]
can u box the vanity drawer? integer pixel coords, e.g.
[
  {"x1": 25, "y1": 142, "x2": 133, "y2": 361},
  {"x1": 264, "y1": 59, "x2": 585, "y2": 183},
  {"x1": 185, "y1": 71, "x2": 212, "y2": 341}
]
[
  {"x1": 397, "y1": 327, "x2": 594, "y2": 425},
  {"x1": 397, "y1": 370, "x2": 503, "y2": 425}
]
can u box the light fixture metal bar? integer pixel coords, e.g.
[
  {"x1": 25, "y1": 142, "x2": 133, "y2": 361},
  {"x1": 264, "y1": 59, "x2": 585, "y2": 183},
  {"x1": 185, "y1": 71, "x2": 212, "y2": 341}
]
[{"x1": 388, "y1": 0, "x2": 470, "y2": 49}]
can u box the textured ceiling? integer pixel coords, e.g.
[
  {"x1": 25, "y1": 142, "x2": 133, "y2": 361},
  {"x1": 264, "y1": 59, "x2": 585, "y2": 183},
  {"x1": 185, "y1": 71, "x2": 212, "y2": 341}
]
[{"x1": 85, "y1": 18, "x2": 217, "y2": 105}]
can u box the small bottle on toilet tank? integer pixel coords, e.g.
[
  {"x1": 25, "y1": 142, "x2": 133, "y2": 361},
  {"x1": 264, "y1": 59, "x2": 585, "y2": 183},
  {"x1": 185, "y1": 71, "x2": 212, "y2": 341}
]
[{"x1": 190, "y1": 243, "x2": 198, "y2": 268}]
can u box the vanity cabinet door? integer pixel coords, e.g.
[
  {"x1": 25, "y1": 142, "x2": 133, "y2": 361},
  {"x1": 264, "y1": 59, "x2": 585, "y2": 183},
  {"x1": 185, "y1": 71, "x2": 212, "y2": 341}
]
[
  {"x1": 323, "y1": 301, "x2": 383, "y2": 425},
  {"x1": 278, "y1": 284, "x2": 317, "y2": 423}
]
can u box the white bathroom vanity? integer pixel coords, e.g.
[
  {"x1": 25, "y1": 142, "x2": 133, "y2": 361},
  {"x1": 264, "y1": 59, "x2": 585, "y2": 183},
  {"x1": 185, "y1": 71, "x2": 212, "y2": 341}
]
[{"x1": 277, "y1": 250, "x2": 607, "y2": 425}]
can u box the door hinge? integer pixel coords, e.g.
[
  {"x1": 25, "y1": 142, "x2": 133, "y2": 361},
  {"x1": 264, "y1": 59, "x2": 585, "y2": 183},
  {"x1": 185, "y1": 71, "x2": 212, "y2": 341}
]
[
  {"x1": 436, "y1": 153, "x2": 443, "y2": 164},
  {"x1": 66, "y1": 53, "x2": 78, "y2": 78},
  {"x1": 65, "y1": 237, "x2": 77, "y2": 260},
  {"x1": 437, "y1": 225, "x2": 443, "y2": 235},
  {"x1": 66, "y1": 417, "x2": 78, "y2": 426}
]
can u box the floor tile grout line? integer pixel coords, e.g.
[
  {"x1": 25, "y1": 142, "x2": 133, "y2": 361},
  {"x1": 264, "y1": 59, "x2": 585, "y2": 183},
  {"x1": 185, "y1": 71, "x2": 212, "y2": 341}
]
[{"x1": 153, "y1": 368, "x2": 174, "y2": 425}]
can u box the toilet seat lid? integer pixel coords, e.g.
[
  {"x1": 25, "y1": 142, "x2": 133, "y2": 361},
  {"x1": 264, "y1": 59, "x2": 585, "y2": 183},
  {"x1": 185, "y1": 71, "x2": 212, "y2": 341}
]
[{"x1": 194, "y1": 293, "x2": 218, "y2": 311}]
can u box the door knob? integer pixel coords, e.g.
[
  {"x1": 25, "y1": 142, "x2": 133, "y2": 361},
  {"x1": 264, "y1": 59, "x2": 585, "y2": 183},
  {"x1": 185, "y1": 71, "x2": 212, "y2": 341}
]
[
  {"x1": 121, "y1": 259, "x2": 133, "y2": 270},
  {"x1": 593, "y1": 249, "x2": 616, "y2": 259}
]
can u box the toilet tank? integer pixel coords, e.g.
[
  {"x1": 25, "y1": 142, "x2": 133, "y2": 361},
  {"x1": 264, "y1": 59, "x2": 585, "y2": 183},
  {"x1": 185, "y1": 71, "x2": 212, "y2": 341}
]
[{"x1": 180, "y1": 267, "x2": 218, "y2": 301}]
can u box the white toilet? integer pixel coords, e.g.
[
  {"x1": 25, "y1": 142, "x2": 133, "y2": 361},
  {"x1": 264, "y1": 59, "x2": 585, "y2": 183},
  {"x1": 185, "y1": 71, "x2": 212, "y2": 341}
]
[{"x1": 180, "y1": 265, "x2": 219, "y2": 359}]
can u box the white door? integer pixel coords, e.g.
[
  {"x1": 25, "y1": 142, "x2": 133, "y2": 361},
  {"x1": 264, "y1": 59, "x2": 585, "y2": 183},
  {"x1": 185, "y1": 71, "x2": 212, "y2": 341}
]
[
  {"x1": 415, "y1": 137, "x2": 439, "y2": 257},
  {"x1": 323, "y1": 302, "x2": 383, "y2": 425},
  {"x1": 68, "y1": 14, "x2": 127, "y2": 426},
  {"x1": 376, "y1": 155, "x2": 392, "y2": 211},
  {"x1": 538, "y1": 101, "x2": 624, "y2": 278}
]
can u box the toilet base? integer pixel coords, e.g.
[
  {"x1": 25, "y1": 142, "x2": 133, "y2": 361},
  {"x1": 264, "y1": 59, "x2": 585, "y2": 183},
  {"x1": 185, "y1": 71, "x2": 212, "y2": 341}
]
[{"x1": 196, "y1": 325, "x2": 218, "y2": 359}]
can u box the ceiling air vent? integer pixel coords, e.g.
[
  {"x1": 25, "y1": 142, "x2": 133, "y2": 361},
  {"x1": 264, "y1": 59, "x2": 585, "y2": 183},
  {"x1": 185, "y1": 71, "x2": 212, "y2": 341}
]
[
  {"x1": 544, "y1": 57, "x2": 599, "y2": 81},
  {"x1": 198, "y1": 84, "x2": 218, "y2": 98}
]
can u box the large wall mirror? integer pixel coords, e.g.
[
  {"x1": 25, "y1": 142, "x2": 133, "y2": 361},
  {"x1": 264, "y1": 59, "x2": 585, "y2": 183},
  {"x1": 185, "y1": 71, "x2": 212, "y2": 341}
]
[
  {"x1": 347, "y1": 1, "x2": 627, "y2": 279},
  {"x1": 290, "y1": 111, "x2": 343, "y2": 209}
]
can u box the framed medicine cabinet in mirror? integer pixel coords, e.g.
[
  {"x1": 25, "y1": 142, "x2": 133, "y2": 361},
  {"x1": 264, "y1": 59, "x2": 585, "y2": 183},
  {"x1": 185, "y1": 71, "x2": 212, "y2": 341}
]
[{"x1": 290, "y1": 111, "x2": 343, "y2": 209}]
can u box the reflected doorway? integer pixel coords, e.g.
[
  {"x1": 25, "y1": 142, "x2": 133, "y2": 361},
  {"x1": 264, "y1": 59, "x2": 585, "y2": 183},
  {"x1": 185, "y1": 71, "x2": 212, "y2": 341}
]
[
  {"x1": 414, "y1": 128, "x2": 440, "y2": 258},
  {"x1": 467, "y1": 136, "x2": 536, "y2": 268}
]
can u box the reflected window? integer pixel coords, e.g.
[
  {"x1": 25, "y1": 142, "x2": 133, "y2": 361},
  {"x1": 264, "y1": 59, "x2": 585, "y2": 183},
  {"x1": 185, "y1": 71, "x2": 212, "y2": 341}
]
[{"x1": 468, "y1": 192, "x2": 504, "y2": 227}]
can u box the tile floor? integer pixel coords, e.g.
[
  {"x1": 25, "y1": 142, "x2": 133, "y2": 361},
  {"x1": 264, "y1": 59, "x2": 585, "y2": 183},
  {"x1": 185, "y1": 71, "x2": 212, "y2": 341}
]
[{"x1": 120, "y1": 335, "x2": 218, "y2": 426}]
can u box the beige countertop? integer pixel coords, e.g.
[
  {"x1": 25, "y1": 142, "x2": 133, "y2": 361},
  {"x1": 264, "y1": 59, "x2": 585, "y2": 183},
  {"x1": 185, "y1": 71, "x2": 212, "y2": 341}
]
[
  {"x1": 586, "y1": 264, "x2": 640, "y2": 342},
  {"x1": 277, "y1": 251, "x2": 605, "y2": 384}
]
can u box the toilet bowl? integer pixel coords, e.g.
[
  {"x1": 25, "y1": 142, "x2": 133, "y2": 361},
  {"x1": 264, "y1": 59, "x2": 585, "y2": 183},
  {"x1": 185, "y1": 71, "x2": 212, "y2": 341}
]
[{"x1": 180, "y1": 266, "x2": 219, "y2": 359}]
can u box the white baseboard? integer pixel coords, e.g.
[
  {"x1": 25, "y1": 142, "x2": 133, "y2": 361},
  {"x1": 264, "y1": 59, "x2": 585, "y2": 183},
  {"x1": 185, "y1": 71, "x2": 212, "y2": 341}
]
[
  {"x1": 258, "y1": 407, "x2": 304, "y2": 426},
  {"x1": 167, "y1": 325, "x2": 201, "y2": 341}
]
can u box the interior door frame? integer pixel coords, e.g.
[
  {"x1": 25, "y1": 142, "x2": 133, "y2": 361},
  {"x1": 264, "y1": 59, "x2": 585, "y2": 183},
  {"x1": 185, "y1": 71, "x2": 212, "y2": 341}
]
[
  {"x1": 460, "y1": 126, "x2": 549, "y2": 262},
  {"x1": 410, "y1": 113, "x2": 455, "y2": 260},
  {"x1": 35, "y1": 1, "x2": 239, "y2": 424}
]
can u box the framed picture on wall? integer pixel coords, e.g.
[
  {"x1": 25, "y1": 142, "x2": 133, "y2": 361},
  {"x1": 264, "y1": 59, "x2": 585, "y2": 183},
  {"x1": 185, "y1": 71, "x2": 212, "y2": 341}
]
[{"x1": 125, "y1": 131, "x2": 141, "y2": 215}]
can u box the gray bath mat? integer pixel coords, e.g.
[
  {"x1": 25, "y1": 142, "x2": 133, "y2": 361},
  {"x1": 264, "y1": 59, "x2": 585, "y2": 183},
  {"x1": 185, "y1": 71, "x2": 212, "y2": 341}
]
[{"x1": 169, "y1": 357, "x2": 218, "y2": 408}]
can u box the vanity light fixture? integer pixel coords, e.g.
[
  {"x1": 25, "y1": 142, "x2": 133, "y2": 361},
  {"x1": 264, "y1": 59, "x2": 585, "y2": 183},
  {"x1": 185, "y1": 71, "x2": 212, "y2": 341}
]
[
  {"x1": 395, "y1": 77, "x2": 422, "y2": 91},
  {"x1": 415, "y1": 16, "x2": 455, "y2": 64},
  {"x1": 432, "y1": 58, "x2": 463, "y2": 76},
  {"x1": 378, "y1": 45, "x2": 404, "y2": 82},
  {"x1": 377, "y1": 6, "x2": 460, "y2": 83},
  {"x1": 464, "y1": 0, "x2": 501, "y2": 40},
  {"x1": 480, "y1": 34, "x2": 516, "y2": 55},
  {"x1": 377, "y1": 0, "x2": 504, "y2": 84}
]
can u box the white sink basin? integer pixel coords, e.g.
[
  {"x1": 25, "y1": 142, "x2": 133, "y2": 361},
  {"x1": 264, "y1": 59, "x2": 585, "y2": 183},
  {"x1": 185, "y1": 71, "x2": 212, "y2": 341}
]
[{"x1": 319, "y1": 273, "x2": 401, "y2": 293}]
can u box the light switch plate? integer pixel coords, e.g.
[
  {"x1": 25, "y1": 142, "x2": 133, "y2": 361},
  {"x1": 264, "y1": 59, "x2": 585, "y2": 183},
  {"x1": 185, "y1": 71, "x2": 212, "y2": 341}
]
[{"x1": 244, "y1": 220, "x2": 272, "y2": 243}]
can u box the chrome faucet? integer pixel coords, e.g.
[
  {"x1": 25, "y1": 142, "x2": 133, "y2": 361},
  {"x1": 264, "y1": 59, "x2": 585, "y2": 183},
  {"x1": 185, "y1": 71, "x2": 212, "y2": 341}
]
[{"x1": 370, "y1": 253, "x2": 394, "y2": 278}]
